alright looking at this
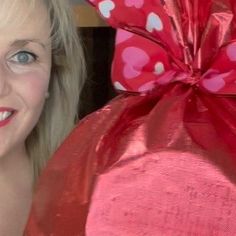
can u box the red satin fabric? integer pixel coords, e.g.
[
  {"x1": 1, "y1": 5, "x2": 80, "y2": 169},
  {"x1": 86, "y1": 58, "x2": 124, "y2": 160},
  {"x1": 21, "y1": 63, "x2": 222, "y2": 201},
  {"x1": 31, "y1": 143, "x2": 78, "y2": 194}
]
[
  {"x1": 92, "y1": 0, "x2": 236, "y2": 95},
  {"x1": 25, "y1": 0, "x2": 236, "y2": 235}
]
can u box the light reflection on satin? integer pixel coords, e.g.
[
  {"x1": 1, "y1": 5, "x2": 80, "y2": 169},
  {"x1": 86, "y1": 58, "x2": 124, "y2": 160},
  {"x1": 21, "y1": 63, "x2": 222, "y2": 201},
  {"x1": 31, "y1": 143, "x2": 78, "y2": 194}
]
[{"x1": 25, "y1": 0, "x2": 236, "y2": 235}]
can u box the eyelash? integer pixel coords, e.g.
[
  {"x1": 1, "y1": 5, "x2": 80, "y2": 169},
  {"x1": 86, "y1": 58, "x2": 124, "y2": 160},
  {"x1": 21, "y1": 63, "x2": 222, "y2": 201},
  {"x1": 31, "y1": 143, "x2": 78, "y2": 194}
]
[{"x1": 9, "y1": 51, "x2": 38, "y2": 65}]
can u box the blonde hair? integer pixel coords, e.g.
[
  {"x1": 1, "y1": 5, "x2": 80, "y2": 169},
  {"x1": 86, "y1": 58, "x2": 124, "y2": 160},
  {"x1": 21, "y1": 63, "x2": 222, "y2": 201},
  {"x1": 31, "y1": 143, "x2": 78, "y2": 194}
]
[{"x1": 26, "y1": 0, "x2": 85, "y2": 179}]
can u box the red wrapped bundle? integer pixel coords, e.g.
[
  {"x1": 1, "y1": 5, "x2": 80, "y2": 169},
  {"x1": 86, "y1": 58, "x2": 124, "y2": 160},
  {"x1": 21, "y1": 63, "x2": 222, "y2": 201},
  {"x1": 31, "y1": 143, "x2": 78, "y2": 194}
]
[{"x1": 25, "y1": 0, "x2": 236, "y2": 235}]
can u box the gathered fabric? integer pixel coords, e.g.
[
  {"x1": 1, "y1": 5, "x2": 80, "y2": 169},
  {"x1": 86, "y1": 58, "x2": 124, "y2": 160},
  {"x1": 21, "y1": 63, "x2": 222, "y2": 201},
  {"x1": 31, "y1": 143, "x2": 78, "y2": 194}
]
[{"x1": 25, "y1": 1, "x2": 236, "y2": 235}]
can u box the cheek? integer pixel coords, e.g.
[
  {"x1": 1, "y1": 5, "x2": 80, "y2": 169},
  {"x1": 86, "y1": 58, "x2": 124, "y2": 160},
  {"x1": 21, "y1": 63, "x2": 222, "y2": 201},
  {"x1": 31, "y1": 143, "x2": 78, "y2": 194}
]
[{"x1": 14, "y1": 71, "x2": 50, "y2": 109}]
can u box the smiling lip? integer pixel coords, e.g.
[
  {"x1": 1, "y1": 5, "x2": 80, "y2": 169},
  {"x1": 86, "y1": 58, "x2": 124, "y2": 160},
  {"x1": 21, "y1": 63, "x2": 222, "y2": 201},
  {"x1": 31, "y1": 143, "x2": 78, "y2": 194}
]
[{"x1": 0, "y1": 107, "x2": 17, "y2": 128}]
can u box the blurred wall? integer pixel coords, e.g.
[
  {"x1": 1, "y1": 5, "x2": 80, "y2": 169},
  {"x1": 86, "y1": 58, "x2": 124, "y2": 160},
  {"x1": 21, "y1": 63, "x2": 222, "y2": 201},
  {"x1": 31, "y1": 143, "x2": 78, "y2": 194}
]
[{"x1": 70, "y1": 0, "x2": 86, "y2": 4}]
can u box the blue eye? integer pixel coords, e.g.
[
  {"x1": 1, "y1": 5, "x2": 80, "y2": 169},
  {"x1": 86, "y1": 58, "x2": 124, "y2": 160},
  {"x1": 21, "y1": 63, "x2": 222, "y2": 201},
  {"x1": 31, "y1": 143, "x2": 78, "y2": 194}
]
[{"x1": 10, "y1": 51, "x2": 37, "y2": 64}]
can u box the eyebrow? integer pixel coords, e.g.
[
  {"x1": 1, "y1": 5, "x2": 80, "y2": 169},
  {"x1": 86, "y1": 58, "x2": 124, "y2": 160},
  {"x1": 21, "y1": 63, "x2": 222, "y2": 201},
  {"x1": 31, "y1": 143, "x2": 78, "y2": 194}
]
[{"x1": 10, "y1": 39, "x2": 49, "y2": 50}]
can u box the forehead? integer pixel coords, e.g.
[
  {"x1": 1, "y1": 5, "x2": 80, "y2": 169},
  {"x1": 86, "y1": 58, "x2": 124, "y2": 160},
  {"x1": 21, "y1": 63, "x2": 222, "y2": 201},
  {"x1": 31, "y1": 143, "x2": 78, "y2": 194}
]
[{"x1": 0, "y1": 0, "x2": 50, "y2": 41}]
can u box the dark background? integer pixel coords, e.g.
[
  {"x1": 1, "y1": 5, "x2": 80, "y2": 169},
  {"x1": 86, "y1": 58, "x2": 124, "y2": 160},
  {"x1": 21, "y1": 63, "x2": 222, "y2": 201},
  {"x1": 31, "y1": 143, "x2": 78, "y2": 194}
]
[{"x1": 79, "y1": 27, "x2": 116, "y2": 119}]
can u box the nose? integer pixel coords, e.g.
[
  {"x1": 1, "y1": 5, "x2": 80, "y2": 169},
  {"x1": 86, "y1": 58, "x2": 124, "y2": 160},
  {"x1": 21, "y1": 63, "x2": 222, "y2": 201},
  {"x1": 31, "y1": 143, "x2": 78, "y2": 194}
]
[{"x1": 0, "y1": 65, "x2": 10, "y2": 97}]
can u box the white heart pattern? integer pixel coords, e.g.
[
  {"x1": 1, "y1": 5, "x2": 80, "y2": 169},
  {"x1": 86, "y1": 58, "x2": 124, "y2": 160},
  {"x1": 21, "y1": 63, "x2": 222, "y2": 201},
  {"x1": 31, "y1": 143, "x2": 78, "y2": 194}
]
[
  {"x1": 113, "y1": 81, "x2": 127, "y2": 91},
  {"x1": 154, "y1": 62, "x2": 165, "y2": 75},
  {"x1": 146, "y1": 12, "x2": 163, "y2": 33},
  {"x1": 98, "y1": 0, "x2": 115, "y2": 19}
]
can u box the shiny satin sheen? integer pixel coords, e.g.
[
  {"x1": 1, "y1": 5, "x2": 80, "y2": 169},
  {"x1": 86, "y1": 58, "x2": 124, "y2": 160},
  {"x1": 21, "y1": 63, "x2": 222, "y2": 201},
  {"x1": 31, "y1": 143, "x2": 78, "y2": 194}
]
[{"x1": 25, "y1": 0, "x2": 236, "y2": 235}]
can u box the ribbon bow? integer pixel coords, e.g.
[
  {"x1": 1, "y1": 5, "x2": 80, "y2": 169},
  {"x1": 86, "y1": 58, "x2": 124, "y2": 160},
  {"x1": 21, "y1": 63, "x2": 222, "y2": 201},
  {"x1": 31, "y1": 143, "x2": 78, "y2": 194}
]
[
  {"x1": 24, "y1": 2, "x2": 236, "y2": 235},
  {"x1": 88, "y1": 0, "x2": 236, "y2": 95}
]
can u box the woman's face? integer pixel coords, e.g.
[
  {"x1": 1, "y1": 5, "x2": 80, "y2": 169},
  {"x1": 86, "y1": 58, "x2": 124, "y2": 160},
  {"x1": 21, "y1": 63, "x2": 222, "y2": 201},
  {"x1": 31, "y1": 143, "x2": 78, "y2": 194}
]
[{"x1": 0, "y1": 0, "x2": 51, "y2": 158}]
